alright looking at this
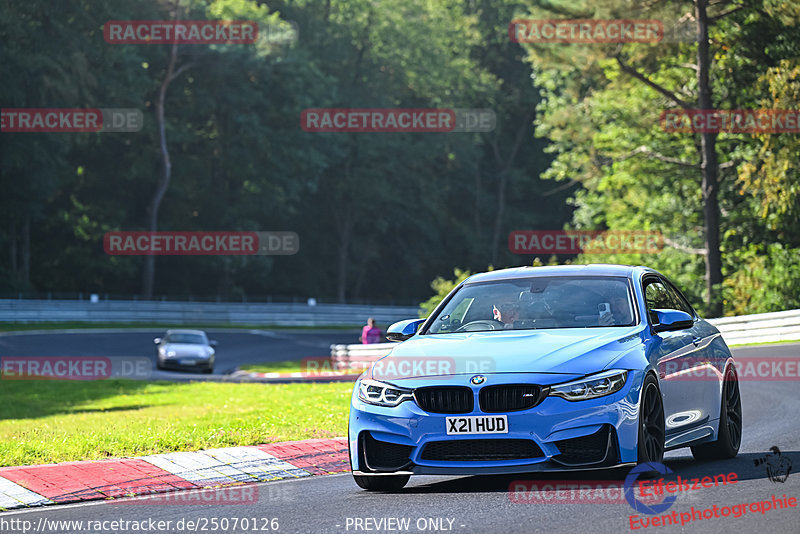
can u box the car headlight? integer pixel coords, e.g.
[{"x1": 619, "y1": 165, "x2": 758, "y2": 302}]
[
  {"x1": 357, "y1": 379, "x2": 414, "y2": 407},
  {"x1": 549, "y1": 370, "x2": 628, "y2": 401},
  {"x1": 166, "y1": 350, "x2": 176, "y2": 357}
]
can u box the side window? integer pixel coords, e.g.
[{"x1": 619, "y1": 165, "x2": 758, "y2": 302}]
[
  {"x1": 644, "y1": 280, "x2": 675, "y2": 323},
  {"x1": 662, "y1": 280, "x2": 694, "y2": 316}
]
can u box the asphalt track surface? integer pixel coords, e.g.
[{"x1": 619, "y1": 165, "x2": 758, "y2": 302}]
[
  {"x1": 0, "y1": 329, "x2": 360, "y2": 379},
  {"x1": 1, "y1": 344, "x2": 799, "y2": 534}
]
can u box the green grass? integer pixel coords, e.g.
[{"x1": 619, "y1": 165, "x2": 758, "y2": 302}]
[
  {"x1": 238, "y1": 359, "x2": 366, "y2": 374},
  {"x1": 239, "y1": 360, "x2": 307, "y2": 374},
  {"x1": 0, "y1": 379, "x2": 353, "y2": 467},
  {"x1": 0, "y1": 322, "x2": 360, "y2": 332}
]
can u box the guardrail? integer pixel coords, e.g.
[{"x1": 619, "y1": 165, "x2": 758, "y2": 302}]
[
  {"x1": 707, "y1": 309, "x2": 800, "y2": 346},
  {"x1": 0, "y1": 299, "x2": 421, "y2": 327},
  {"x1": 330, "y1": 310, "x2": 800, "y2": 369},
  {"x1": 330, "y1": 342, "x2": 395, "y2": 370}
]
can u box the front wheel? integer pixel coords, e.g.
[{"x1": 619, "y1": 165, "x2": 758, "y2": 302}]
[
  {"x1": 637, "y1": 374, "x2": 665, "y2": 464},
  {"x1": 691, "y1": 366, "x2": 741, "y2": 460},
  {"x1": 353, "y1": 474, "x2": 410, "y2": 491}
]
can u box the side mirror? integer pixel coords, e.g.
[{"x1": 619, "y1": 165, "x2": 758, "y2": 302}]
[
  {"x1": 386, "y1": 318, "x2": 425, "y2": 342},
  {"x1": 153, "y1": 338, "x2": 162, "y2": 344},
  {"x1": 209, "y1": 340, "x2": 218, "y2": 347},
  {"x1": 651, "y1": 309, "x2": 694, "y2": 333}
]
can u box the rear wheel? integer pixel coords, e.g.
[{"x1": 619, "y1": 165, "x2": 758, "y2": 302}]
[
  {"x1": 691, "y1": 366, "x2": 741, "y2": 460},
  {"x1": 353, "y1": 474, "x2": 410, "y2": 491},
  {"x1": 637, "y1": 374, "x2": 665, "y2": 464}
]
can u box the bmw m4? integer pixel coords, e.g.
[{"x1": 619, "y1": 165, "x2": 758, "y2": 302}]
[{"x1": 348, "y1": 264, "x2": 742, "y2": 490}]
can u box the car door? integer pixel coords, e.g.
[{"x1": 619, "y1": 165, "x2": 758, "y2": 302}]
[
  {"x1": 643, "y1": 276, "x2": 709, "y2": 446},
  {"x1": 661, "y1": 277, "x2": 723, "y2": 425}
]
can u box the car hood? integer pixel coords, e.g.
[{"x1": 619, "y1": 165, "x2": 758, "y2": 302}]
[
  {"x1": 161, "y1": 343, "x2": 211, "y2": 357},
  {"x1": 369, "y1": 326, "x2": 643, "y2": 381}
]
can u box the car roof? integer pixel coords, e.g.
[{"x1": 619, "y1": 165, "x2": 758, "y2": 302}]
[
  {"x1": 165, "y1": 329, "x2": 207, "y2": 335},
  {"x1": 464, "y1": 264, "x2": 659, "y2": 284}
]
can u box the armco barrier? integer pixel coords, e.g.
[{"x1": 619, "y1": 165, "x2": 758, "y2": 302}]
[
  {"x1": 330, "y1": 342, "x2": 395, "y2": 370},
  {"x1": 707, "y1": 309, "x2": 800, "y2": 345},
  {"x1": 330, "y1": 310, "x2": 800, "y2": 370},
  {"x1": 0, "y1": 299, "x2": 421, "y2": 327}
]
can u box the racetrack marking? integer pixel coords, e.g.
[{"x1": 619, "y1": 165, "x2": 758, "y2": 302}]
[
  {"x1": 0, "y1": 477, "x2": 52, "y2": 509},
  {"x1": 140, "y1": 448, "x2": 310, "y2": 486}
]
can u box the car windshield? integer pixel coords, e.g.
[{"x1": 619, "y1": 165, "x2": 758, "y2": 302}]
[
  {"x1": 164, "y1": 333, "x2": 207, "y2": 344},
  {"x1": 426, "y1": 276, "x2": 636, "y2": 333}
]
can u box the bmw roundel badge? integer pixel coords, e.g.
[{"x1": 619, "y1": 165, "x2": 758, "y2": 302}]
[{"x1": 470, "y1": 375, "x2": 486, "y2": 385}]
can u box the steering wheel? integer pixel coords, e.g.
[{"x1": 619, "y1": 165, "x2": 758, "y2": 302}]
[{"x1": 455, "y1": 319, "x2": 504, "y2": 332}]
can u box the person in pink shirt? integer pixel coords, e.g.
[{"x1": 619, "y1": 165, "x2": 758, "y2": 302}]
[{"x1": 361, "y1": 317, "x2": 383, "y2": 344}]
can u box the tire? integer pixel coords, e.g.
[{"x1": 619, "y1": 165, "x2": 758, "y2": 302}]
[
  {"x1": 691, "y1": 366, "x2": 741, "y2": 460},
  {"x1": 352, "y1": 474, "x2": 410, "y2": 491},
  {"x1": 637, "y1": 374, "x2": 665, "y2": 464}
]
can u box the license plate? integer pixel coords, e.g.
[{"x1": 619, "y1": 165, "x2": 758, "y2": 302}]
[
  {"x1": 446, "y1": 415, "x2": 508, "y2": 435},
  {"x1": 179, "y1": 359, "x2": 197, "y2": 366}
]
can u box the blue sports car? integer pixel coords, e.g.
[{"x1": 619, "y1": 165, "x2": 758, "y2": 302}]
[{"x1": 348, "y1": 264, "x2": 742, "y2": 490}]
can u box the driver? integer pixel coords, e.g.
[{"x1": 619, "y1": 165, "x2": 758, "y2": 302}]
[
  {"x1": 492, "y1": 299, "x2": 520, "y2": 328},
  {"x1": 599, "y1": 291, "x2": 633, "y2": 326}
]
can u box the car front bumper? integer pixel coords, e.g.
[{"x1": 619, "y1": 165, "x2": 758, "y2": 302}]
[
  {"x1": 159, "y1": 356, "x2": 214, "y2": 370},
  {"x1": 348, "y1": 371, "x2": 644, "y2": 475}
]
